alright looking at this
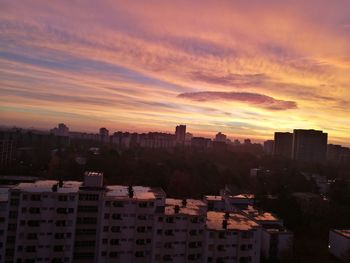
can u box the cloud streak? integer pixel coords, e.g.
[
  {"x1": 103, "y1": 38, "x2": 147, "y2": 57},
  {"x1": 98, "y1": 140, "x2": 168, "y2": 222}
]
[
  {"x1": 178, "y1": 91, "x2": 297, "y2": 111},
  {"x1": 0, "y1": 0, "x2": 350, "y2": 145}
]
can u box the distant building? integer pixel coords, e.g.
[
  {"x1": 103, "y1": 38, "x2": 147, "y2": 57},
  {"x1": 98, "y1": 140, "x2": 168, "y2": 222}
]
[
  {"x1": 215, "y1": 132, "x2": 227, "y2": 142},
  {"x1": 175, "y1": 125, "x2": 186, "y2": 143},
  {"x1": 50, "y1": 123, "x2": 69, "y2": 137},
  {"x1": 292, "y1": 129, "x2": 327, "y2": 163},
  {"x1": 233, "y1": 139, "x2": 241, "y2": 145},
  {"x1": 99, "y1": 127, "x2": 109, "y2": 143},
  {"x1": 263, "y1": 140, "x2": 274, "y2": 155},
  {"x1": 191, "y1": 137, "x2": 211, "y2": 150},
  {"x1": 244, "y1": 139, "x2": 251, "y2": 145},
  {"x1": 0, "y1": 139, "x2": 14, "y2": 167},
  {"x1": 329, "y1": 230, "x2": 350, "y2": 262},
  {"x1": 327, "y1": 144, "x2": 350, "y2": 164},
  {"x1": 274, "y1": 132, "x2": 293, "y2": 158}
]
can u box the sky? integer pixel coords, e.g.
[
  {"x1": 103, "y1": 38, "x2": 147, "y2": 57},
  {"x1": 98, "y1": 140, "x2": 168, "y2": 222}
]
[{"x1": 0, "y1": 1, "x2": 350, "y2": 145}]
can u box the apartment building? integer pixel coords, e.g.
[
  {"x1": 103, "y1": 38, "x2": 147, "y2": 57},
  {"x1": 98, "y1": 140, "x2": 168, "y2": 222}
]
[
  {"x1": 241, "y1": 206, "x2": 293, "y2": 260},
  {"x1": 0, "y1": 172, "x2": 297, "y2": 263},
  {"x1": 205, "y1": 212, "x2": 261, "y2": 263},
  {"x1": 154, "y1": 199, "x2": 207, "y2": 263}
]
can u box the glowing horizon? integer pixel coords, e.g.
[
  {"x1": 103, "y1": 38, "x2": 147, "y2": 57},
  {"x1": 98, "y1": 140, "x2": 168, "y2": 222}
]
[{"x1": 1, "y1": 1, "x2": 349, "y2": 146}]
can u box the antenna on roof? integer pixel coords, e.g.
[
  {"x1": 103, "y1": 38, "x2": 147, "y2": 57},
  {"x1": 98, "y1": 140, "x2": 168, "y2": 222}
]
[
  {"x1": 222, "y1": 219, "x2": 228, "y2": 229},
  {"x1": 128, "y1": 185, "x2": 134, "y2": 198},
  {"x1": 52, "y1": 184, "x2": 58, "y2": 192}
]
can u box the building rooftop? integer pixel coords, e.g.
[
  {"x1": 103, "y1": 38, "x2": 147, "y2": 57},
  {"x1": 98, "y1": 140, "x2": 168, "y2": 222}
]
[
  {"x1": 105, "y1": 185, "x2": 165, "y2": 200},
  {"x1": 206, "y1": 211, "x2": 259, "y2": 231},
  {"x1": 204, "y1": 195, "x2": 223, "y2": 201},
  {"x1": 242, "y1": 205, "x2": 280, "y2": 222},
  {"x1": 13, "y1": 180, "x2": 82, "y2": 193},
  {"x1": 231, "y1": 194, "x2": 255, "y2": 199},
  {"x1": 333, "y1": 229, "x2": 350, "y2": 239},
  {"x1": 165, "y1": 198, "x2": 207, "y2": 216}
]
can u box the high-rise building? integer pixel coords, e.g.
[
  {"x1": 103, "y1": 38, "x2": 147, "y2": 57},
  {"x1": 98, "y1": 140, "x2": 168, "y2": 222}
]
[
  {"x1": 175, "y1": 125, "x2": 186, "y2": 143},
  {"x1": 99, "y1": 128, "x2": 109, "y2": 143},
  {"x1": 215, "y1": 132, "x2": 227, "y2": 143},
  {"x1": 0, "y1": 139, "x2": 14, "y2": 167},
  {"x1": 263, "y1": 140, "x2": 274, "y2": 155},
  {"x1": 274, "y1": 132, "x2": 293, "y2": 158},
  {"x1": 50, "y1": 123, "x2": 69, "y2": 137},
  {"x1": 292, "y1": 129, "x2": 327, "y2": 163}
]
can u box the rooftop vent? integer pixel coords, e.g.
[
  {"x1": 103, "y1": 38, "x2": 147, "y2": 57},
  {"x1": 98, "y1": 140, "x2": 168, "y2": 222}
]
[
  {"x1": 174, "y1": 205, "x2": 180, "y2": 214},
  {"x1": 222, "y1": 219, "x2": 228, "y2": 229},
  {"x1": 52, "y1": 184, "x2": 58, "y2": 192},
  {"x1": 182, "y1": 199, "x2": 187, "y2": 207},
  {"x1": 224, "y1": 212, "x2": 230, "y2": 220},
  {"x1": 128, "y1": 185, "x2": 134, "y2": 199}
]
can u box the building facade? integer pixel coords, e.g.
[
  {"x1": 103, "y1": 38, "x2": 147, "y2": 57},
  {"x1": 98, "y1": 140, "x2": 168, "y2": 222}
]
[
  {"x1": 292, "y1": 129, "x2": 327, "y2": 163},
  {"x1": 0, "y1": 173, "x2": 295, "y2": 263},
  {"x1": 273, "y1": 132, "x2": 293, "y2": 158}
]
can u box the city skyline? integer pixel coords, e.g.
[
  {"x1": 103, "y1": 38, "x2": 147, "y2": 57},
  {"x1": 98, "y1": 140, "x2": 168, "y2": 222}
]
[{"x1": 1, "y1": 1, "x2": 350, "y2": 146}]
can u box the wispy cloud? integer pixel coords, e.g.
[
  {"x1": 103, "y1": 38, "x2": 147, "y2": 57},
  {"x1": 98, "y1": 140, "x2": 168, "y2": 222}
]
[
  {"x1": 0, "y1": 0, "x2": 350, "y2": 145},
  {"x1": 178, "y1": 91, "x2": 297, "y2": 111}
]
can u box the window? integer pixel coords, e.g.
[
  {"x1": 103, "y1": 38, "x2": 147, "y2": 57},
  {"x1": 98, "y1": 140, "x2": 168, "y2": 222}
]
[
  {"x1": 30, "y1": 195, "x2": 41, "y2": 201},
  {"x1": 137, "y1": 227, "x2": 145, "y2": 233},
  {"x1": 109, "y1": 252, "x2": 119, "y2": 258},
  {"x1": 110, "y1": 239, "x2": 119, "y2": 246},
  {"x1": 136, "y1": 239, "x2": 145, "y2": 245},
  {"x1": 29, "y1": 207, "x2": 40, "y2": 214},
  {"x1": 26, "y1": 246, "x2": 36, "y2": 253},
  {"x1": 27, "y1": 233, "x2": 37, "y2": 240},
  {"x1": 78, "y1": 206, "x2": 97, "y2": 213},
  {"x1": 79, "y1": 194, "x2": 99, "y2": 201},
  {"x1": 27, "y1": 220, "x2": 40, "y2": 227},
  {"x1": 53, "y1": 245, "x2": 64, "y2": 252},
  {"x1": 55, "y1": 220, "x2": 66, "y2": 227},
  {"x1": 54, "y1": 233, "x2": 65, "y2": 239},
  {"x1": 113, "y1": 201, "x2": 124, "y2": 207},
  {"x1": 112, "y1": 214, "x2": 121, "y2": 220},
  {"x1": 111, "y1": 226, "x2": 121, "y2": 233},
  {"x1": 58, "y1": 196, "x2": 68, "y2": 202},
  {"x1": 166, "y1": 217, "x2": 174, "y2": 223}
]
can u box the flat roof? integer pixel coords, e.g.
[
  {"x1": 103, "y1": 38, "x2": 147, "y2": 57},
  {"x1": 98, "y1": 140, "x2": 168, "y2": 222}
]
[
  {"x1": 13, "y1": 180, "x2": 82, "y2": 193},
  {"x1": 206, "y1": 211, "x2": 259, "y2": 231},
  {"x1": 105, "y1": 185, "x2": 165, "y2": 200},
  {"x1": 231, "y1": 194, "x2": 255, "y2": 199},
  {"x1": 333, "y1": 229, "x2": 350, "y2": 239},
  {"x1": 165, "y1": 198, "x2": 207, "y2": 216},
  {"x1": 204, "y1": 195, "x2": 223, "y2": 201},
  {"x1": 242, "y1": 205, "x2": 280, "y2": 222}
]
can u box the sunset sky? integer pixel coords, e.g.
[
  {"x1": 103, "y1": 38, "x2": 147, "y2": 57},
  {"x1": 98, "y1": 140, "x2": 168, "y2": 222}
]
[{"x1": 1, "y1": 1, "x2": 350, "y2": 145}]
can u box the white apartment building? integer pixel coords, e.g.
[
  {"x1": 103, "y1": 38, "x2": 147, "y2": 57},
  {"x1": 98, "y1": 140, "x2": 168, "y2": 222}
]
[
  {"x1": 204, "y1": 191, "x2": 293, "y2": 262},
  {"x1": 329, "y1": 229, "x2": 350, "y2": 262},
  {"x1": 0, "y1": 172, "x2": 299, "y2": 263},
  {"x1": 205, "y1": 212, "x2": 261, "y2": 263},
  {"x1": 241, "y1": 206, "x2": 293, "y2": 260}
]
